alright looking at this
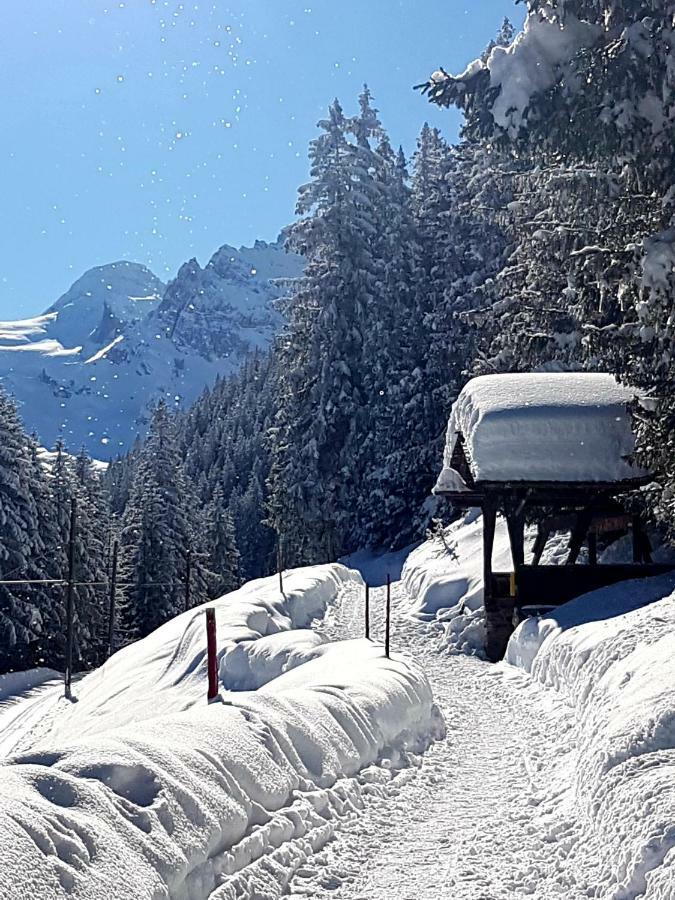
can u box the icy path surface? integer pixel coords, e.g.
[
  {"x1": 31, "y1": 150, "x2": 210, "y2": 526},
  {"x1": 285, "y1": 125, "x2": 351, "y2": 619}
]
[{"x1": 290, "y1": 579, "x2": 601, "y2": 899}]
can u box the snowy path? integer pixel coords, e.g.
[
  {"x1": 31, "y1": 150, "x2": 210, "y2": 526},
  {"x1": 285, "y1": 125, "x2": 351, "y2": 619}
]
[
  {"x1": 289, "y1": 580, "x2": 602, "y2": 899},
  {"x1": 0, "y1": 670, "x2": 62, "y2": 757}
]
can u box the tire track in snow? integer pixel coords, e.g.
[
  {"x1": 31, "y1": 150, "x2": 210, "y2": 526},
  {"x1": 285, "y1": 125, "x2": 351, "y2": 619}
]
[{"x1": 287, "y1": 580, "x2": 605, "y2": 899}]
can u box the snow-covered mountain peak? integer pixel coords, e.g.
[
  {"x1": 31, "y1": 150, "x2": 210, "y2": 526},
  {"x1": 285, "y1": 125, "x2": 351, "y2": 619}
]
[
  {"x1": 44, "y1": 261, "x2": 165, "y2": 353},
  {"x1": 0, "y1": 240, "x2": 302, "y2": 456}
]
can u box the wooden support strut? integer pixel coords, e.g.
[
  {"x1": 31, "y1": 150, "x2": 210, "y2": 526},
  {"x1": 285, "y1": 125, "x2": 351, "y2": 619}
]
[
  {"x1": 632, "y1": 515, "x2": 653, "y2": 564},
  {"x1": 587, "y1": 531, "x2": 598, "y2": 566}
]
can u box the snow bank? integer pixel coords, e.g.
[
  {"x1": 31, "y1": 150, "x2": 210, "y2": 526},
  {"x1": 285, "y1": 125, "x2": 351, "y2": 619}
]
[
  {"x1": 0, "y1": 565, "x2": 443, "y2": 898},
  {"x1": 434, "y1": 372, "x2": 644, "y2": 491},
  {"x1": 507, "y1": 575, "x2": 675, "y2": 897},
  {"x1": 401, "y1": 511, "x2": 514, "y2": 655},
  {"x1": 44, "y1": 565, "x2": 359, "y2": 741}
]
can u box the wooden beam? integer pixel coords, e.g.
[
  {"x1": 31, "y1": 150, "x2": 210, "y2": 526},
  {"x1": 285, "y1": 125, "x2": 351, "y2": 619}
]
[
  {"x1": 483, "y1": 503, "x2": 512, "y2": 662},
  {"x1": 483, "y1": 504, "x2": 497, "y2": 605},
  {"x1": 632, "y1": 516, "x2": 653, "y2": 564}
]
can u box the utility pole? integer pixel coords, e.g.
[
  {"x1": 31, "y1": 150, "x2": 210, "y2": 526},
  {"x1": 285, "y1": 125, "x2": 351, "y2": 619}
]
[
  {"x1": 64, "y1": 498, "x2": 77, "y2": 701},
  {"x1": 385, "y1": 574, "x2": 391, "y2": 658},
  {"x1": 184, "y1": 547, "x2": 192, "y2": 612},
  {"x1": 365, "y1": 582, "x2": 370, "y2": 640},
  {"x1": 107, "y1": 539, "x2": 119, "y2": 659}
]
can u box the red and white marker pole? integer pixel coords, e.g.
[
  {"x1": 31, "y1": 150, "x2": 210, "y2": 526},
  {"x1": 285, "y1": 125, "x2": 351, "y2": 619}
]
[{"x1": 205, "y1": 608, "x2": 219, "y2": 701}]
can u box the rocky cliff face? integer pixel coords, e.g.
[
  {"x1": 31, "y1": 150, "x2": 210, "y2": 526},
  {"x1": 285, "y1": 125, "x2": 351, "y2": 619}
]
[{"x1": 0, "y1": 241, "x2": 301, "y2": 457}]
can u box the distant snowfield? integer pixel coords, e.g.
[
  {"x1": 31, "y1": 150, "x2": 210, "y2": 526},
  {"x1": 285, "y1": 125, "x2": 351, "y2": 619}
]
[{"x1": 1, "y1": 530, "x2": 675, "y2": 897}]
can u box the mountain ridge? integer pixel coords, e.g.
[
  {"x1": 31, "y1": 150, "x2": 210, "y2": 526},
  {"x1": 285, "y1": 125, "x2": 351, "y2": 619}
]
[{"x1": 0, "y1": 240, "x2": 301, "y2": 457}]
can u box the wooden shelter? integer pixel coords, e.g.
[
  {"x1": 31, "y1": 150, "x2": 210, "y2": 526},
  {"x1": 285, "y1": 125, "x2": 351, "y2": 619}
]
[{"x1": 433, "y1": 373, "x2": 672, "y2": 661}]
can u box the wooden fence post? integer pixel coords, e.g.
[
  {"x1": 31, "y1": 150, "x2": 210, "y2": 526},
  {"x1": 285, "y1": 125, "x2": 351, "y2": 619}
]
[
  {"x1": 365, "y1": 582, "x2": 370, "y2": 640},
  {"x1": 385, "y1": 574, "x2": 391, "y2": 658},
  {"x1": 107, "y1": 539, "x2": 119, "y2": 659},
  {"x1": 64, "y1": 498, "x2": 77, "y2": 701},
  {"x1": 206, "y1": 608, "x2": 218, "y2": 701}
]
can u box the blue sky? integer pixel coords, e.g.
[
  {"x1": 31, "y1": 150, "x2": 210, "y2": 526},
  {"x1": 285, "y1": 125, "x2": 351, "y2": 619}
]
[{"x1": 0, "y1": 1, "x2": 523, "y2": 318}]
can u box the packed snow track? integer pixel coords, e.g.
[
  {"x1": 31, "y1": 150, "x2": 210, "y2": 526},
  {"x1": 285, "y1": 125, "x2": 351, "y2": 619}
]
[{"x1": 289, "y1": 578, "x2": 603, "y2": 899}]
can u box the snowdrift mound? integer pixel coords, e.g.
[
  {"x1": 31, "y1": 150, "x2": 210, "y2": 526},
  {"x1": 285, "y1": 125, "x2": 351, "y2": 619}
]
[
  {"x1": 401, "y1": 511, "x2": 514, "y2": 655},
  {"x1": 507, "y1": 576, "x2": 675, "y2": 898},
  {"x1": 0, "y1": 565, "x2": 443, "y2": 899},
  {"x1": 46, "y1": 564, "x2": 361, "y2": 740}
]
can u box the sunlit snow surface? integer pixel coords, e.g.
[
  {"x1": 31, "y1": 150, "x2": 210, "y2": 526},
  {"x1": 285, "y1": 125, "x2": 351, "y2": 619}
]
[
  {"x1": 2, "y1": 532, "x2": 675, "y2": 897},
  {"x1": 0, "y1": 564, "x2": 441, "y2": 899},
  {"x1": 507, "y1": 575, "x2": 675, "y2": 898},
  {"x1": 288, "y1": 525, "x2": 675, "y2": 898},
  {"x1": 434, "y1": 372, "x2": 646, "y2": 492},
  {"x1": 448, "y1": 11, "x2": 602, "y2": 137}
]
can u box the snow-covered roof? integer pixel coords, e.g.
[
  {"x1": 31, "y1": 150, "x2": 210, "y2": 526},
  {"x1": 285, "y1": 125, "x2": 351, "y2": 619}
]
[{"x1": 434, "y1": 373, "x2": 648, "y2": 492}]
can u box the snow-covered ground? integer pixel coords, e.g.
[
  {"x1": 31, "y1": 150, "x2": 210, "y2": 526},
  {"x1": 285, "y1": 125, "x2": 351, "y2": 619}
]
[
  {"x1": 0, "y1": 565, "x2": 442, "y2": 899},
  {"x1": 283, "y1": 552, "x2": 675, "y2": 899},
  {"x1": 1, "y1": 523, "x2": 675, "y2": 897}
]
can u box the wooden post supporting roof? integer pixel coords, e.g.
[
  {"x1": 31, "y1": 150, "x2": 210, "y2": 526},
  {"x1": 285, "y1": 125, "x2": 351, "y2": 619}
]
[
  {"x1": 588, "y1": 531, "x2": 598, "y2": 566},
  {"x1": 483, "y1": 502, "x2": 511, "y2": 663},
  {"x1": 505, "y1": 507, "x2": 525, "y2": 569},
  {"x1": 567, "y1": 507, "x2": 595, "y2": 565},
  {"x1": 531, "y1": 523, "x2": 550, "y2": 566}
]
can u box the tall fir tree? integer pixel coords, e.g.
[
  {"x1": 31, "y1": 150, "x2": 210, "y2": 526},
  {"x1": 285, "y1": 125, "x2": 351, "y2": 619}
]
[
  {"x1": 207, "y1": 483, "x2": 241, "y2": 597},
  {"x1": 0, "y1": 393, "x2": 57, "y2": 670},
  {"x1": 120, "y1": 402, "x2": 205, "y2": 638}
]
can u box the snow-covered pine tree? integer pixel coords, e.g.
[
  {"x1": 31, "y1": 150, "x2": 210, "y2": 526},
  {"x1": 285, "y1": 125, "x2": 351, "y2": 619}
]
[
  {"x1": 72, "y1": 449, "x2": 109, "y2": 666},
  {"x1": 0, "y1": 392, "x2": 54, "y2": 672},
  {"x1": 480, "y1": 17, "x2": 516, "y2": 63},
  {"x1": 120, "y1": 402, "x2": 204, "y2": 638},
  {"x1": 353, "y1": 135, "x2": 425, "y2": 549},
  {"x1": 233, "y1": 467, "x2": 273, "y2": 581},
  {"x1": 270, "y1": 95, "x2": 382, "y2": 562},
  {"x1": 207, "y1": 483, "x2": 241, "y2": 597},
  {"x1": 418, "y1": 1, "x2": 675, "y2": 532},
  {"x1": 25, "y1": 439, "x2": 64, "y2": 668}
]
